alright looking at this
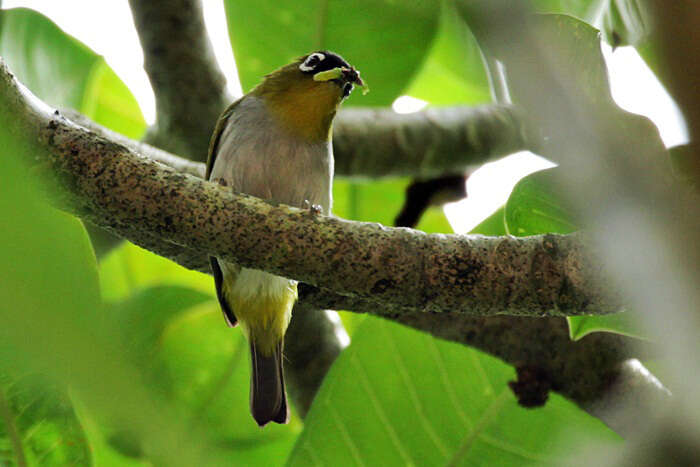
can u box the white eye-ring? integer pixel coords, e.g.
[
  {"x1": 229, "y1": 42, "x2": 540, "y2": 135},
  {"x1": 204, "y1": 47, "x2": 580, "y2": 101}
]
[{"x1": 299, "y1": 52, "x2": 326, "y2": 72}]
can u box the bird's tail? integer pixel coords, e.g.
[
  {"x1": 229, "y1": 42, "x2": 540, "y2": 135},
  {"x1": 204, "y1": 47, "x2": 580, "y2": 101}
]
[{"x1": 250, "y1": 340, "x2": 288, "y2": 426}]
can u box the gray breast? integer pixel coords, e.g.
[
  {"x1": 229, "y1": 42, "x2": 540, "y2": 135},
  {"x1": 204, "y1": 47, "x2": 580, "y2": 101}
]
[{"x1": 210, "y1": 96, "x2": 333, "y2": 213}]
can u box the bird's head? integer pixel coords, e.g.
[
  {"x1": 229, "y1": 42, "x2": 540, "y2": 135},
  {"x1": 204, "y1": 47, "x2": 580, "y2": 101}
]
[{"x1": 252, "y1": 51, "x2": 366, "y2": 142}]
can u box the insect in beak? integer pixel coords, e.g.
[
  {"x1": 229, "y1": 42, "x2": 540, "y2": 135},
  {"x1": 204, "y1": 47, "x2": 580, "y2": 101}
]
[{"x1": 313, "y1": 67, "x2": 369, "y2": 95}]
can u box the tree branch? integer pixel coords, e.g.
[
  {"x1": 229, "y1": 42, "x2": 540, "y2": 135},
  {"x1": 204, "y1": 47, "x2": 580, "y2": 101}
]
[
  {"x1": 13, "y1": 94, "x2": 619, "y2": 318},
  {"x1": 0, "y1": 58, "x2": 664, "y2": 435},
  {"x1": 333, "y1": 105, "x2": 529, "y2": 178}
]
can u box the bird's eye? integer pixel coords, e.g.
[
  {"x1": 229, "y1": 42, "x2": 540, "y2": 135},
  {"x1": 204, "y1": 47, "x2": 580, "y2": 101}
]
[{"x1": 299, "y1": 52, "x2": 326, "y2": 72}]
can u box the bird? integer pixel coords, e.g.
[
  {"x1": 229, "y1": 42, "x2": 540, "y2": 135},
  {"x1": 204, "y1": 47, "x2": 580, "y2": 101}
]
[{"x1": 206, "y1": 51, "x2": 365, "y2": 426}]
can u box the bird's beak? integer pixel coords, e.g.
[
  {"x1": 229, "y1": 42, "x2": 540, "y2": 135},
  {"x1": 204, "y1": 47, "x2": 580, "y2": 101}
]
[{"x1": 313, "y1": 67, "x2": 369, "y2": 95}]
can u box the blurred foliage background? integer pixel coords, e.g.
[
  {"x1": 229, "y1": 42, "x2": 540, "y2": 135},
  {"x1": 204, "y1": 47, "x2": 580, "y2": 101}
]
[{"x1": 0, "y1": 0, "x2": 681, "y2": 465}]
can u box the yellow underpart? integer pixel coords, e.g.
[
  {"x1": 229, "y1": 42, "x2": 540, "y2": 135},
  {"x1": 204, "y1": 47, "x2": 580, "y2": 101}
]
[{"x1": 224, "y1": 280, "x2": 297, "y2": 356}]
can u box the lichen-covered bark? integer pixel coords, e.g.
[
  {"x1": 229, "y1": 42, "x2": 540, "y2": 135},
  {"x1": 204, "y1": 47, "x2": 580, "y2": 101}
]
[{"x1": 128, "y1": 0, "x2": 230, "y2": 161}]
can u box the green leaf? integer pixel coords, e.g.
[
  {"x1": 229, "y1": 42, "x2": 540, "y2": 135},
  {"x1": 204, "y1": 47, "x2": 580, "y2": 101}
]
[
  {"x1": 106, "y1": 285, "x2": 213, "y2": 362},
  {"x1": 99, "y1": 242, "x2": 214, "y2": 302},
  {"x1": 568, "y1": 314, "x2": 645, "y2": 340},
  {"x1": 406, "y1": 0, "x2": 491, "y2": 105},
  {"x1": 0, "y1": 374, "x2": 91, "y2": 467},
  {"x1": 504, "y1": 168, "x2": 578, "y2": 237},
  {"x1": 469, "y1": 206, "x2": 507, "y2": 236},
  {"x1": 224, "y1": 0, "x2": 440, "y2": 106},
  {"x1": 0, "y1": 7, "x2": 145, "y2": 138},
  {"x1": 0, "y1": 123, "x2": 100, "y2": 465},
  {"x1": 287, "y1": 317, "x2": 621, "y2": 466}
]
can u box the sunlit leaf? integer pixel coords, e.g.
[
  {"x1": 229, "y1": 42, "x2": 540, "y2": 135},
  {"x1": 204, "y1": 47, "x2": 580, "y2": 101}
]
[
  {"x1": 224, "y1": 0, "x2": 440, "y2": 106},
  {"x1": 406, "y1": 0, "x2": 491, "y2": 105},
  {"x1": 0, "y1": 7, "x2": 145, "y2": 138},
  {"x1": 288, "y1": 317, "x2": 621, "y2": 465}
]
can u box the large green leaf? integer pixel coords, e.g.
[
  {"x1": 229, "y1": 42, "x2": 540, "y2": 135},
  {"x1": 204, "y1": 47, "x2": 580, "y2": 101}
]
[
  {"x1": 0, "y1": 374, "x2": 91, "y2": 466},
  {"x1": 224, "y1": 0, "x2": 440, "y2": 106},
  {"x1": 0, "y1": 7, "x2": 145, "y2": 138},
  {"x1": 505, "y1": 168, "x2": 643, "y2": 339},
  {"x1": 0, "y1": 126, "x2": 99, "y2": 465},
  {"x1": 287, "y1": 317, "x2": 621, "y2": 465},
  {"x1": 406, "y1": 0, "x2": 491, "y2": 105}
]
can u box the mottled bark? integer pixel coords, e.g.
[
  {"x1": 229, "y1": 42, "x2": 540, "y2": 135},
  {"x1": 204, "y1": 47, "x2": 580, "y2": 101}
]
[
  {"x1": 128, "y1": 0, "x2": 230, "y2": 162},
  {"x1": 1, "y1": 59, "x2": 620, "y2": 317}
]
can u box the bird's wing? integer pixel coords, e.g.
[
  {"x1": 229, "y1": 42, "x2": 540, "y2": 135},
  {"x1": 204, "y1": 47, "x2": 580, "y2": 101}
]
[
  {"x1": 206, "y1": 97, "x2": 244, "y2": 327},
  {"x1": 205, "y1": 97, "x2": 243, "y2": 181}
]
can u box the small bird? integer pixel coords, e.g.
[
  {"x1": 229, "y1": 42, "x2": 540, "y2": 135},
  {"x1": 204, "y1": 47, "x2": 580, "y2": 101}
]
[{"x1": 206, "y1": 51, "x2": 364, "y2": 426}]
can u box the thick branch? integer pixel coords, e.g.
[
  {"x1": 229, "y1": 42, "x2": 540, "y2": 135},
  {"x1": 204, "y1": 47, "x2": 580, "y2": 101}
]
[
  {"x1": 128, "y1": 0, "x2": 230, "y2": 161},
  {"x1": 1, "y1": 59, "x2": 661, "y2": 435},
  {"x1": 0, "y1": 58, "x2": 618, "y2": 318},
  {"x1": 333, "y1": 105, "x2": 529, "y2": 178}
]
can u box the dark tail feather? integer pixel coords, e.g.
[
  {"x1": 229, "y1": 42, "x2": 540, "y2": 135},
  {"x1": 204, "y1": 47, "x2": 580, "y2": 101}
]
[{"x1": 250, "y1": 340, "x2": 288, "y2": 426}]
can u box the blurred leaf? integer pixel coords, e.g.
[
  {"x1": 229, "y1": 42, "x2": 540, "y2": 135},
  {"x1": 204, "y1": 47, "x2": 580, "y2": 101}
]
[
  {"x1": 0, "y1": 374, "x2": 91, "y2": 467},
  {"x1": 416, "y1": 206, "x2": 454, "y2": 234},
  {"x1": 505, "y1": 169, "x2": 646, "y2": 340},
  {"x1": 406, "y1": 0, "x2": 491, "y2": 105},
  {"x1": 532, "y1": 14, "x2": 613, "y2": 107},
  {"x1": 469, "y1": 206, "x2": 507, "y2": 236},
  {"x1": 81, "y1": 60, "x2": 146, "y2": 139},
  {"x1": 99, "y1": 242, "x2": 214, "y2": 302},
  {"x1": 0, "y1": 114, "x2": 223, "y2": 466},
  {"x1": 0, "y1": 7, "x2": 145, "y2": 138},
  {"x1": 287, "y1": 317, "x2": 621, "y2": 466},
  {"x1": 224, "y1": 0, "x2": 440, "y2": 106},
  {"x1": 107, "y1": 285, "x2": 213, "y2": 362},
  {"x1": 156, "y1": 302, "x2": 300, "y2": 464},
  {"x1": 599, "y1": 0, "x2": 652, "y2": 48},
  {"x1": 530, "y1": 0, "x2": 602, "y2": 20},
  {"x1": 0, "y1": 130, "x2": 100, "y2": 465}
]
